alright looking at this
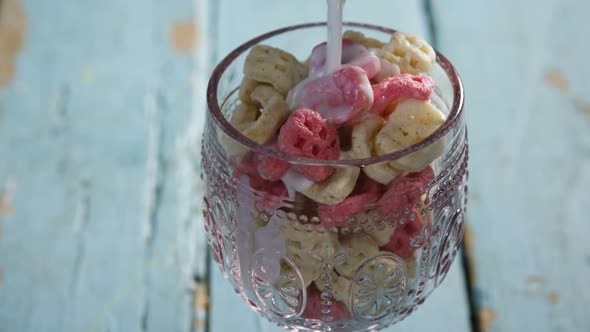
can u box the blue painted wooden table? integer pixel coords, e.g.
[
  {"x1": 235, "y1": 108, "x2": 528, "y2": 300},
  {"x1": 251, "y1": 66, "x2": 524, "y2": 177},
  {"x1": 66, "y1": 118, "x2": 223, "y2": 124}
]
[{"x1": 0, "y1": 0, "x2": 588, "y2": 331}]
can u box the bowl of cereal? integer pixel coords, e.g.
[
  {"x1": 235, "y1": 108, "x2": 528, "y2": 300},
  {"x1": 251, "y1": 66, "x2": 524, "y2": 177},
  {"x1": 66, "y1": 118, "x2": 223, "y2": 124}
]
[{"x1": 202, "y1": 22, "x2": 466, "y2": 332}]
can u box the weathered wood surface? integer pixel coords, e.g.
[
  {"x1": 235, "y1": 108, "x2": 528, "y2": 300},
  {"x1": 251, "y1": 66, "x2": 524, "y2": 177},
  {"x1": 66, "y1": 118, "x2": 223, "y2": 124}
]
[
  {"x1": 1, "y1": 0, "x2": 588, "y2": 331},
  {"x1": 432, "y1": 0, "x2": 590, "y2": 331},
  {"x1": 0, "y1": 0, "x2": 208, "y2": 331}
]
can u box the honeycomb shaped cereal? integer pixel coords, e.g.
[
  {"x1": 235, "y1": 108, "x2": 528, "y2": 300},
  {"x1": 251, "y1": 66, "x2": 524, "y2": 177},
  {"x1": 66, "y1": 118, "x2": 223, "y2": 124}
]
[
  {"x1": 222, "y1": 104, "x2": 257, "y2": 156},
  {"x1": 370, "y1": 74, "x2": 435, "y2": 115},
  {"x1": 342, "y1": 30, "x2": 385, "y2": 49},
  {"x1": 277, "y1": 260, "x2": 318, "y2": 288},
  {"x1": 277, "y1": 108, "x2": 339, "y2": 181},
  {"x1": 380, "y1": 209, "x2": 425, "y2": 258},
  {"x1": 351, "y1": 115, "x2": 384, "y2": 159},
  {"x1": 365, "y1": 221, "x2": 397, "y2": 247},
  {"x1": 301, "y1": 162, "x2": 361, "y2": 205},
  {"x1": 335, "y1": 233, "x2": 379, "y2": 278},
  {"x1": 380, "y1": 32, "x2": 436, "y2": 75},
  {"x1": 314, "y1": 274, "x2": 352, "y2": 303},
  {"x1": 238, "y1": 78, "x2": 260, "y2": 105},
  {"x1": 281, "y1": 226, "x2": 341, "y2": 275},
  {"x1": 244, "y1": 45, "x2": 307, "y2": 95},
  {"x1": 241, "y1": 85, "x2": 291, "y2": 145},
  {"x1": 350, "y1": 115, "x2": 402, "y2": 184},
  {"x1": 375, "y1": 99, "x2": 446, "y2": 172},
  {"x1": 377, "y1": 167, "x2": 434, "y2": 215},
  {"x1": 372, "y1": 49, "x2": 402, "y2": 83}
]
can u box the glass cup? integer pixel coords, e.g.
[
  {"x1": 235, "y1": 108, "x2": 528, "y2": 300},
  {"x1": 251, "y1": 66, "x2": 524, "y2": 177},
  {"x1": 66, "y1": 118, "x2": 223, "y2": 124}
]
[{"x1": 202, "y1": 22, "x2": 466, "y2": 332}]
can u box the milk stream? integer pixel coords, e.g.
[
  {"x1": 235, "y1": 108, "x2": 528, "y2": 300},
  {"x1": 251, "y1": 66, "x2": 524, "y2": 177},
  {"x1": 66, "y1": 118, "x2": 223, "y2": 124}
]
[{"x1": 326, "y1": 0, "x2": 345, "y2": 73}]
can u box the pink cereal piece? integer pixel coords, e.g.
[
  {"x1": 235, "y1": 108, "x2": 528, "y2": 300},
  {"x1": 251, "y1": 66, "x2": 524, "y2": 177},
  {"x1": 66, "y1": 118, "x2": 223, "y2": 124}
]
[
  {"x1": 277, "y1": 108, "x2": 339, "y2": 181},
  {"x1": 298, "y1": 165, "x2": 334, "y2": 182},
  {"x1": 310, "y1": 39, "x2": 381, "y2": 79},
  {"x1": 318, "y1": 191, "x2": 380, "y2": 227},
  {"x1": 297, "y1": 66, "x2": 374, "y2": 126},
  {"x1": 380, "y1": 209, "x2": 424, "y2": 258},
  {"x1": 301, "y1": 286, "x2": 351, "y2": 321},
  {"x1": 257, "y1": 155, "x2": 289, "y2": 181},
  {"x1": 370, "y1": 74, "x2": 435, "y2": 115},
  {"x1": 317, "y1": 173, "x2": 383, "y2": 226},
  {"x1": 235, "y1": 152, "x2": 288, "y2": 208},
  {"x1": 377, "y1": 166, "x2": 434, "y2": 215}
]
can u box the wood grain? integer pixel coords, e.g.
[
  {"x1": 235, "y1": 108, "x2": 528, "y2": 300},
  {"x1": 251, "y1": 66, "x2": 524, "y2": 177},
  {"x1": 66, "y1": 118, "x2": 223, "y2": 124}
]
[
  {"x1": 0, "y1": 0, "x2": 207, "y2": 331},
  {"x1": 433, "y1": 0, "x2": 590, "y2": 330}
]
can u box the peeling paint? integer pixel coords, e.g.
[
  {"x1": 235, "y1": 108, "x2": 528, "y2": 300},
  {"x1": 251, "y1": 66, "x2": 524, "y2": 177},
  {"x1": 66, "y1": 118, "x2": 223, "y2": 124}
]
[
  {"x1": 545, "y1": 69, "x2": 569, "y2": 93},
  {"x1": 0, "y1": 192, "x2": 14, "y2": 216},
  {"x1": 572, "y1": 97, "x2": 590, "y2": 118},
  {"x1": 170, "y1": 18, "x2": 199, "y2": 54},
  {"x1": 479, "y1": 308, "x2": 497, "y2": 332},
  {"x1": 547, "y1": 291, "x2": 559, "y2": 304},
  {"x1": 193, "y1": 281, "x2": 209, "y2": 330},
  {"x1": 463, "y1": 225, "x2": 477, "y2": 283},
  {"x1": 0, "y1": 0, "x2": 27, "y2": 88}
]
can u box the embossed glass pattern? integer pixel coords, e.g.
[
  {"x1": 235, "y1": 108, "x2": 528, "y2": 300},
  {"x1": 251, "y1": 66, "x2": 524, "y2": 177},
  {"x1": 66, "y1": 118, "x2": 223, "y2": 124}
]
[{"x1": 202, "y1": 23, "x2": 466, "y2": 332}]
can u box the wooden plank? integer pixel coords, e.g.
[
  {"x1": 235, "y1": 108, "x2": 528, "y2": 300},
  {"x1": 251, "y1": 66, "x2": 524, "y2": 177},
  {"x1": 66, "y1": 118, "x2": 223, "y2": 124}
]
[
  {"x1": 432, "y1": 0, "x2": 590, "y2": 331},
  {"x1": 0, "y1": 0, "x2": 209, "y2": 331},
  {"x1": 208, "y1": 1, "x2": 471, "y2": 331}
]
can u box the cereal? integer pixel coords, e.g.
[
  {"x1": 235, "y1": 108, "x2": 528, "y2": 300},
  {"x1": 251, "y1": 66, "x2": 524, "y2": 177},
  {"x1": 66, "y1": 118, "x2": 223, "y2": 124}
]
[
  {"x1": 374, "y1": 99, "x2": 446, "y2": 172},
  {"x1": 370, "y1": 74, "x2": 435, "y2": 114},
  {"x1": 277, "y1": 108, "x2": 339, "y2": 181},
  {"x1": 365, "y1": 221, "x2": 397, "y2": 247},
  {"x1": 314, "y1": 274, "x2": 352, "y2": 303},
  {"x1": 281, "y1": 226, "x2": 341, "y2": 275},
  {"x1": 372, "y1": 49, "x2": 401, "y2": 82},
  {"x1": 377, "y1": 167, "x2": 434, "y2": 215},
  {"x1": 342, "y1": 30, "x2": 385, "y2": 49},
  {"x1": 335, "y1": 233, "x2": 379, "y2": 278},
  {"x1": 380, "y1": 209, "x2": 425, "y2": 258},
  {"x1": 350, "y1": 115, "x2": 403, "y2": 184},
  {"x1": 318, "y1": 190, "x2": 380, "y2": 227},
  {"x1": 309, "y1": 39, "x2": 381, "y2": 79},
  {"x1": 235, "y1": 152, "x2": 289, "y2": 208},
  {"x1": 238, "y1": 78, "x2": 260, "y2": 105},
  {"x1": 302, "y1": 286, "x2": 351, "y2": 320},
  {"x1": 380, "y1": 32, "x2": 436, "y2": 75},
  {"x1": 287, "y1": 66, "x2": 374, "y2": 126},
  {"x1": 300, "y1": 154, "x2": 361, "y2": 205},
  {"x1": 257, "y1": 155, "x2": 289, "y2": 181},
  {"x1": 244, "y1": 45, "x2": 308, "y2": 95},
  {"x1": 317, "y1": 173, "x2": 381, "y2": 226}
]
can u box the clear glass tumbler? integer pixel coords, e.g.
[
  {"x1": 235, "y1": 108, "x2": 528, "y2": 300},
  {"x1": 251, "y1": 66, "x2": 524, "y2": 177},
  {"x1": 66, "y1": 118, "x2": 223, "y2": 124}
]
[{"x1": 202, "y1": 22, "x2": 466, "y2": 332}]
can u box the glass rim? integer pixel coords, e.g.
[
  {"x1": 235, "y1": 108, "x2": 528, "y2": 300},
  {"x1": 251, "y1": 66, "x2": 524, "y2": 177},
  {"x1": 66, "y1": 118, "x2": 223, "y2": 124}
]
[{"x1": 207, "y1": 21, "x2": 464, "y2": 166}]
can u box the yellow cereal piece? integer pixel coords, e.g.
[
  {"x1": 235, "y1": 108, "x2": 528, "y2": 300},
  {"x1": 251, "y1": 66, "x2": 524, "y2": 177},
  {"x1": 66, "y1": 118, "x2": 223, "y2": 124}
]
[
  {"x1": 380, "y1": 32, "x2": 436, "y2": 75},
  {"x1": 301, "y1": 164, "x2": 361, "y2": 205},
  {"x1": 241, "y1": 85, "x2": 291, "y2": 145},
  {"x1": 375, "y1": 100, "x2": 446, "y2": 172},
  {"x1": 335, "y1": 233, "x2": 380, "y2": 278},
  {"x1": 314, "y1": 274, "x2": 352, "y2": 303},
  {"x1": 350, "y1": 115, "x2": 402, "y2": 184},
  {"x1": 238, "y1": 78, "x2": 260, "y2": 105},
  {"x1": 281, "y1": 226, "x2": 341, "y2": 278},
  {"x1": 342, "y1": 30, "x2": 385, "y2": 49},
  {"x1": 244, "y1": 45, "x2": 307, "y2": 95},
  {"x1": 364, "y1": 221, "x2": 396, "y2": 247}
]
